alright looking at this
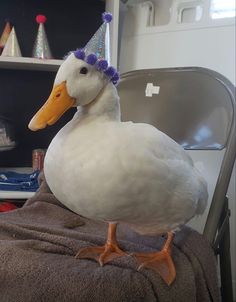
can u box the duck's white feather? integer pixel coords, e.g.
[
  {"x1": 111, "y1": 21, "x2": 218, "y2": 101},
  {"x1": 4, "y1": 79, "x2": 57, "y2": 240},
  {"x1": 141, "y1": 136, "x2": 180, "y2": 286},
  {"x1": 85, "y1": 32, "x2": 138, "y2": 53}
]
[
  {"x1": 45, "y1": 96, "x2": 207, "y2": 235},
  {"x1": 43, "y1": 57, "x2": 208, "y2": 235}
]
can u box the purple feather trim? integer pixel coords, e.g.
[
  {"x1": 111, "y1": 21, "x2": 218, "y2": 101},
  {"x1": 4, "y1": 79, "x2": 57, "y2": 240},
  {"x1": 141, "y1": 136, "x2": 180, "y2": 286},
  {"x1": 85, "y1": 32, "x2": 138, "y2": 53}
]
[
  {"x1": 104, "y1": 66, "x2": 116, "y2": 78},
  {"x1": 74, "y1": 49, "x2": 85, "y2": 60},
  {"x1": 102, "y1": 12, "x2": 112, "y2": 23},
  {"x1": 85, "y1": 53, "x2": 97, "y2": 65}
]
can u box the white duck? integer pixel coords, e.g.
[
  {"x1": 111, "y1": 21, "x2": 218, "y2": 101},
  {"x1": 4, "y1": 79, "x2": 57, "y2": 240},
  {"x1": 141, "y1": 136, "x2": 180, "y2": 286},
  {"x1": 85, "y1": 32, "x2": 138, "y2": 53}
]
[{"x1": 28, "y1": 15, "x2": 208, "y2": 286}]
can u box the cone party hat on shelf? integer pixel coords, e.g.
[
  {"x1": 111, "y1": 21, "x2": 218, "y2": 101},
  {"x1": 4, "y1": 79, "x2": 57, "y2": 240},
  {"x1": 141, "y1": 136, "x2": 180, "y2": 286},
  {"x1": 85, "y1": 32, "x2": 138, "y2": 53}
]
[
  {"x1": 32, "y1": 15, "x2": 53, "y2": 59},
  {"x1": 1, "y1": 27, "x2": 22, "y2": 57},
  {"x1": 0, "y1": 20, "x2": 12, "y2": 53},
  {"x1": 73, "y1": 12, "x2": 119, "y2": 85}
]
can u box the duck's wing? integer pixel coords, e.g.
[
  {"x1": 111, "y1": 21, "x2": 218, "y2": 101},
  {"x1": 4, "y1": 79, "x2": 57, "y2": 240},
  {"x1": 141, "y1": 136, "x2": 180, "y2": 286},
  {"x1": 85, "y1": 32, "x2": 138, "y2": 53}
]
[
  {"x1": 120, "y1": 122, "x2": 194, "y2": 164},
  {"x1": 118, "y1": 122, "x2": 208, "y2": 215}
]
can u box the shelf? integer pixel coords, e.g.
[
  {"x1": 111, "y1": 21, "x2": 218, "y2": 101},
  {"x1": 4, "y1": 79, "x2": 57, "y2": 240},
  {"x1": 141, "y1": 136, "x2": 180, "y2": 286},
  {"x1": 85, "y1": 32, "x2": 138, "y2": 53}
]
[
  {"x1": 0, "y1": 56, "x2": 63, "y2": 72},
  {"x1": 0, "y1": 167, "x2": 36, "y2": 200},
  {"x1": 0, "y1": 190, "x2": 35, "y2": 200}
]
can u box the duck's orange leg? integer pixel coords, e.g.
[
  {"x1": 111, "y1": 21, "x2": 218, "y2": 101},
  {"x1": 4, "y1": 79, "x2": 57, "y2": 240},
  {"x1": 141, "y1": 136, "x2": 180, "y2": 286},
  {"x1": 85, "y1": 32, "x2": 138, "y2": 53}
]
[
  {"x1": 133, "y1": 232, "x2": 176, "y2": 285},
  {"x1": 75, "y1": 222, "x2": 126, "y2": 266}
]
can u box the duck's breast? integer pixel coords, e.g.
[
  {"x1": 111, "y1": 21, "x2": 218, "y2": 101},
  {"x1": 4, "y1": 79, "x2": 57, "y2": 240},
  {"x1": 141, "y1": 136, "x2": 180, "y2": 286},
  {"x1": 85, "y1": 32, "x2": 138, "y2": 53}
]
[{"x1": 44, "y1": 120, "x2": 207, "y2": 234}]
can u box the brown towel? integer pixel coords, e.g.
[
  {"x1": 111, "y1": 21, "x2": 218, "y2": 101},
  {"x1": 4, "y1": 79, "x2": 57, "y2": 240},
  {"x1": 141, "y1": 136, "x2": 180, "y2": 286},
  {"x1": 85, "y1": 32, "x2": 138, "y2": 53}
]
[{"x1": 0, "y1": 174, "x2": 221, "y2": 302}]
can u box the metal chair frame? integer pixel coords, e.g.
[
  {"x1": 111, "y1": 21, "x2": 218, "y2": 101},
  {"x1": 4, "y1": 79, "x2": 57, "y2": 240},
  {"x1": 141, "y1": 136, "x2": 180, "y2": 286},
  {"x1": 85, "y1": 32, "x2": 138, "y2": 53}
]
[{"x1": 118, "y1": 67, "x2": 236, "y2": 302}]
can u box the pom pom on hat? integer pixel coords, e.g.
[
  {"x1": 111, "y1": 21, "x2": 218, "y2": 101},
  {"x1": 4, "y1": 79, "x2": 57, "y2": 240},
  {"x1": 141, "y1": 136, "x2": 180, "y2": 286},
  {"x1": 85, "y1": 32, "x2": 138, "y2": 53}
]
[
  {"x1": 96, "y1": 59, "x2": 108, "y2": 71},
  {"x1": 104, "y1": 66, "x2": 116, "y2": 78},
  {"x1": 111, "y1": 73, "x2": 120, "y2": 85},
  {"x1": 74, "y1": 49, "x2": 85, "y2": 60},
  {"x1": 36, "y1": 14, "x2": 47, "y2": 24},
  {"x1": 111, "y1": 72, "x2": 120, "y2": 85},
  {"x1": 102, "y1": 12, "x2": 112, "y2": 23},
  {"x1": 85, "y1": 53, "x2": 97, "y2": 65}
]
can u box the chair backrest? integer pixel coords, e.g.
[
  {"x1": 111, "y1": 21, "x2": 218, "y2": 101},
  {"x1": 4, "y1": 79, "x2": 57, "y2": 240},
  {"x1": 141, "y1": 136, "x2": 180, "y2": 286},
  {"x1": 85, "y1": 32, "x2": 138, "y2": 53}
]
[{"x1": 117, "y1": 67, "x2": 236, "y2": 243}]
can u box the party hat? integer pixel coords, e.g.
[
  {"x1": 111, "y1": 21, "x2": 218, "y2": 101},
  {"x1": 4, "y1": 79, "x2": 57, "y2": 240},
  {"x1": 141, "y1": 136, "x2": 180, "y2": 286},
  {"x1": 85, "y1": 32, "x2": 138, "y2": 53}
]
[
  {"x1": 0, "y1": 20, "x2": 12, "y2": 53},
  {"x1": 32, "y1": 15, "x2": 53, "y2": 59},
  {"x1": 1, "y1": 27, "x2": 22, "y2": 57},
  {"x1": 73, "y1": 12, "x2": 119, "y2": 85}
]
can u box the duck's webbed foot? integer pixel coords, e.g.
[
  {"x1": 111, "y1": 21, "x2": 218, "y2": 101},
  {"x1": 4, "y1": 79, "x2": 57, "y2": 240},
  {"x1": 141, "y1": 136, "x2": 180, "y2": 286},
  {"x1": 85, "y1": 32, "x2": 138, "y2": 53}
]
[
  {"x1": 75, "y1": 223, "x2": 127, "y2": 266},
  {"x1": 133, "y1": 232, "x2": 176, "y2": 285},
  {"x1": 75, "y1": 241, "x2": 126, "y2": 266}
]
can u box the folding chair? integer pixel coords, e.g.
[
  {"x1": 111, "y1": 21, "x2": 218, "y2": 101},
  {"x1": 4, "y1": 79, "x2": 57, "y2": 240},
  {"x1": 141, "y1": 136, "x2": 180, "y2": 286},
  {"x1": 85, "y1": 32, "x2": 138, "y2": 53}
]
[{"x1": 117, "y1": 67, "x2": 236, "y2": 302}]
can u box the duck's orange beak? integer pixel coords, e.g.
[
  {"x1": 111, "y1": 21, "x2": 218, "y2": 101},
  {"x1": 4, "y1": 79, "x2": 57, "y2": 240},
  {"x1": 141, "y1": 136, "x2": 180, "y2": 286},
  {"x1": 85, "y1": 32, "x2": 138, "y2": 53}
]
[{"x1": 28, "y1": 81, "x2": 76, "y2": 131}]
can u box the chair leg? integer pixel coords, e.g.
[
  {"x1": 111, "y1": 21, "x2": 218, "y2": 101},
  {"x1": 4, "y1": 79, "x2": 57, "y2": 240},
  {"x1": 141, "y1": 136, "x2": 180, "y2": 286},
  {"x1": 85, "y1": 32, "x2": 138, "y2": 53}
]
[{"x1": 218, "y1": 198, "x2": 233, "y2": 302}]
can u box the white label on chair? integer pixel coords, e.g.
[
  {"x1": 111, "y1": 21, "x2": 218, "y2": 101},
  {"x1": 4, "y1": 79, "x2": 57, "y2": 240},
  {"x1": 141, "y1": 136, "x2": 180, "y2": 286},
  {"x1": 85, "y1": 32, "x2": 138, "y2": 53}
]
[{"x1": 145, "y1": 83, "x2": 160, "y2": 97}]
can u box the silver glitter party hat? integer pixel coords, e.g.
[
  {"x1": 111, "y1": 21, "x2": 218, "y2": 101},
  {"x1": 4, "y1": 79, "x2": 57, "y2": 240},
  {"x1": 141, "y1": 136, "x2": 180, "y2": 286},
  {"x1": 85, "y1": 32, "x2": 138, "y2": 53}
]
[
  {"x1": 74, "y1": 12, "x2": 120, "y2": 85},
  {"x1": 1, "y1": 27, "x2": 22, "y2": 57},
  {"x1": 84, "y1": 12, "x2": 111, "y2": 65},
  {"x1": 32, "y1": 15, "x2": 52, "y2": 59}
]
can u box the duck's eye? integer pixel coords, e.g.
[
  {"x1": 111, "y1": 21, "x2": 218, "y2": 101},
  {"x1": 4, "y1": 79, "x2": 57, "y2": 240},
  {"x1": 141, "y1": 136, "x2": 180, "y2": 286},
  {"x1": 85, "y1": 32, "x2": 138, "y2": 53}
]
[{"x1": 80, "y1": 67, "x2": 88, "y2": 75}]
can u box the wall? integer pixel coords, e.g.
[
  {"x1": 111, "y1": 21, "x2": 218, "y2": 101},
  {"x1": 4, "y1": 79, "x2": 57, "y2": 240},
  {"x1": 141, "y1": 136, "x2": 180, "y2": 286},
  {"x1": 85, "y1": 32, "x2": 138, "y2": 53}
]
[{"x1": 119, "y1": 1, "x2": 235, "y2": 83}]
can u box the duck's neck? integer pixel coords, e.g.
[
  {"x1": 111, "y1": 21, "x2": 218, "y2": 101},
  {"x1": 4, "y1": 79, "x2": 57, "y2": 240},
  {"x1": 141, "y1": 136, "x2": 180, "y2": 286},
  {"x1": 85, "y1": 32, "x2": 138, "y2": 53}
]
[{"x1": 78, "y1": 82, "x2": 121, "y2": 122}]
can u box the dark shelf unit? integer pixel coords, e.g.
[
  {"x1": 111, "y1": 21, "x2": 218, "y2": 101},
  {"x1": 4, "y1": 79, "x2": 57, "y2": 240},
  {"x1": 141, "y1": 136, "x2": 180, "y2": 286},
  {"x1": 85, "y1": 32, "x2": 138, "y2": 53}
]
[{"x1": 0, "y1": 0, "x2": 105, "y2": 167}]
